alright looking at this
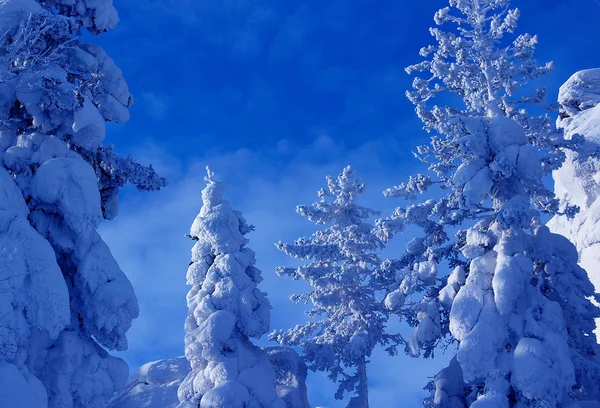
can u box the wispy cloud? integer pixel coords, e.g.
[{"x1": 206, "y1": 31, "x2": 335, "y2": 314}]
[{"x1": 139, "y1": 92, "x2": 170, "y2": 120}]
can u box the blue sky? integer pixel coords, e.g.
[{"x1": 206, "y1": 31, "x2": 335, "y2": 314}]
[{"x1": 97, "y1": 1, "x2": 600, "y2": 406}]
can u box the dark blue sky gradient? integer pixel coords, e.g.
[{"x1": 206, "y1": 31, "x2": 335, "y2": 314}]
[{"x1": 97, "y1": 0, "x2": 600, "y2": 160}]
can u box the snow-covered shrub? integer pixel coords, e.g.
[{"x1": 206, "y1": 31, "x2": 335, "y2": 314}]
[
  {"x1": 108, "y1": 357, "x2": 191, "y2": 408},
  {"x1": 271, "y1": 166, "x2": 403, "y2": 408},
  {"x1": 177, "y1": 168, "x2": 284, "y2": 408},
  {"x1": 380, "y1": 0, "x2": 600, "y2": 406}
]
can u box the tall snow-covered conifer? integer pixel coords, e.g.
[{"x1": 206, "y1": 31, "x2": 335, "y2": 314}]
[
  {"x1": 271, "y1": 166, "x2": 402, "y2": 408},
  {"x1": 381, "y1": 0, "x2": 600, "y2": 406},
  {"x1": 177, "y1": 168, "x2": 284, "y2": 408},
  {"x1": 0, "y1": 0, "x2": 165, "y2": 407}
]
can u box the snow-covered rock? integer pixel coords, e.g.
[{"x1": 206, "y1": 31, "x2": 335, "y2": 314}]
[
  {"x1": 266, "y1": 348, "x2": 311, "y2": 408},
  {"x1": 549, "y1": 69, "x2": 600, "y2": 340},
  {"x1": 108, "y1": 349, "x2": 311, "y2": 408},
  {"x1": 108, "y1": 357, "x2": 190, "y2": 408}
]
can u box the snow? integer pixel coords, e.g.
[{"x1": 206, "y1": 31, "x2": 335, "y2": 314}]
[
  {"x1": 511, "y1": 337, "x2": 573, "y2": 403},
  {"x1": 72, "y1": 99, "x2": 107, "y2": 151},
  {"x1": 267, "y1": 348, "x2": 311, "y2": 408},
  {"x1": 0, "y1": 361, "x2": 47, "y2": 408},
  {"x1": 32, "y1": 157, "x2": 103, "y2": 239},
  {"x1": 549, "y1": 68, "x2": 600, "y2": 339},
  {"x1": 558, "y1": 69, "x2": 600, "y2": 117},
  {"x1": 0, "y1": 166, "x2": 70, "y2": 355},
  {"x1": 76, "y1": 234, "x2": 139, "y2": 351},
  {"x1": 109, "y1": 350, "x2": 310, "y2": 408},
  {"x1": 42, "y1": 0, "x2": 120, "y2": 34},
  {"x1": 426, "y1": 357, "x2": 466, "y2": 408},
  {"x1": 178, "y1": 169, "x2": 284, "y2": 408}
]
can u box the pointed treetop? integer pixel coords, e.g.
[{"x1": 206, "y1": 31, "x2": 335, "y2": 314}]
[
  {"x1": 204, "y1": 166, "x2": 215, "y2": 183},
  {"x1": 201, "y1": 166, "x2": 225, "y2": 211},
  {"x1": 325, "y1": 165, "x2": 366, "y2": 203}
]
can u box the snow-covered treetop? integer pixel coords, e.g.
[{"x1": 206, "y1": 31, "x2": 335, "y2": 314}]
[
  {"x1": 390, "y1": 0, "x2": 578, "y2": 221},
  {"x1": 407, "y1": 0, "x2": 553, "y2": 119},
  {"x1": 199, "y1": 166, "x2": 226, "y2": 214}
]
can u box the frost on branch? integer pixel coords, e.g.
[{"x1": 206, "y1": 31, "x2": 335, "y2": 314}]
[
  {"x1": 383, "y1": 0, "x2": 600, "y2": 406},
  {"x1": 177, "y1": 168, "x2": 284, "y2": 408},
  {"x1": 271, "y1": 166, "x2": 403, "y2": 408}
]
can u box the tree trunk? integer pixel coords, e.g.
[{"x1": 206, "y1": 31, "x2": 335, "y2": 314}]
[{"x1": 357, "y1": 357, "x2": 369, "y2": 408}]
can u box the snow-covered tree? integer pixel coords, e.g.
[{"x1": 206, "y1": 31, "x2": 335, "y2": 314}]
[
  {"x1": 177, "y1": 168, "x2": 284, "y2": 408},
  {"x1": 271, "y1": 166, "x2": 403, "y2": 408},
  {"x1": 0, "y1": 0, "x2": 165, "y2": 407},
  {"x1": 381, "y1": 0, "x2": 600, "y2": 406}
]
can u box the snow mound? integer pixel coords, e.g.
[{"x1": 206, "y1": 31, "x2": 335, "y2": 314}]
[
  {"x1": 108, "y1": 351, "x2": 311, "y2": 408},
  {"x1": 559, "y1": 69, "x2": 600, "y2": 119},
  {"x1": 108, "y1": 357, "x2": 190, "y2": 408}
]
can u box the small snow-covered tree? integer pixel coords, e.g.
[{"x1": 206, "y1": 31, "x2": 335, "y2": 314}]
[
  {"x1": 177, "y1": 168, "x2": 284, "y2": 408},
  {"x1": 381, "y1": 0, "x2": 600, "y2": 406},
  {"x1": 271, "y1": 166, "x2": 403, "y2": 408},
  {"x1": 0, "y1": 0, "x2": 165, "y2": 407}
]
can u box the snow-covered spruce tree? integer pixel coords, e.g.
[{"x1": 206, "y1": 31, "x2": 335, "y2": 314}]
[
  {"x1": 382, "y1": 0, "x2": 600, "y2": 406},
  {"x1": 177, "y1": 168, "x2": 284, "y2": 408},
  {"x1": 0, "y1": 0, "x2": 165, "y2": 407},
  {"x1": 271, "y1": 166, "x2": 403, "y2": 408}
]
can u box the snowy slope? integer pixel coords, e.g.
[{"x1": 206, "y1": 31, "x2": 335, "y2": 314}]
[
  {"x1": 108, "y1": 348, "x2": 311, "y2": 408},
  {"x1": 549, "y1": 69, "x2": 600, "y2": 338}
]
